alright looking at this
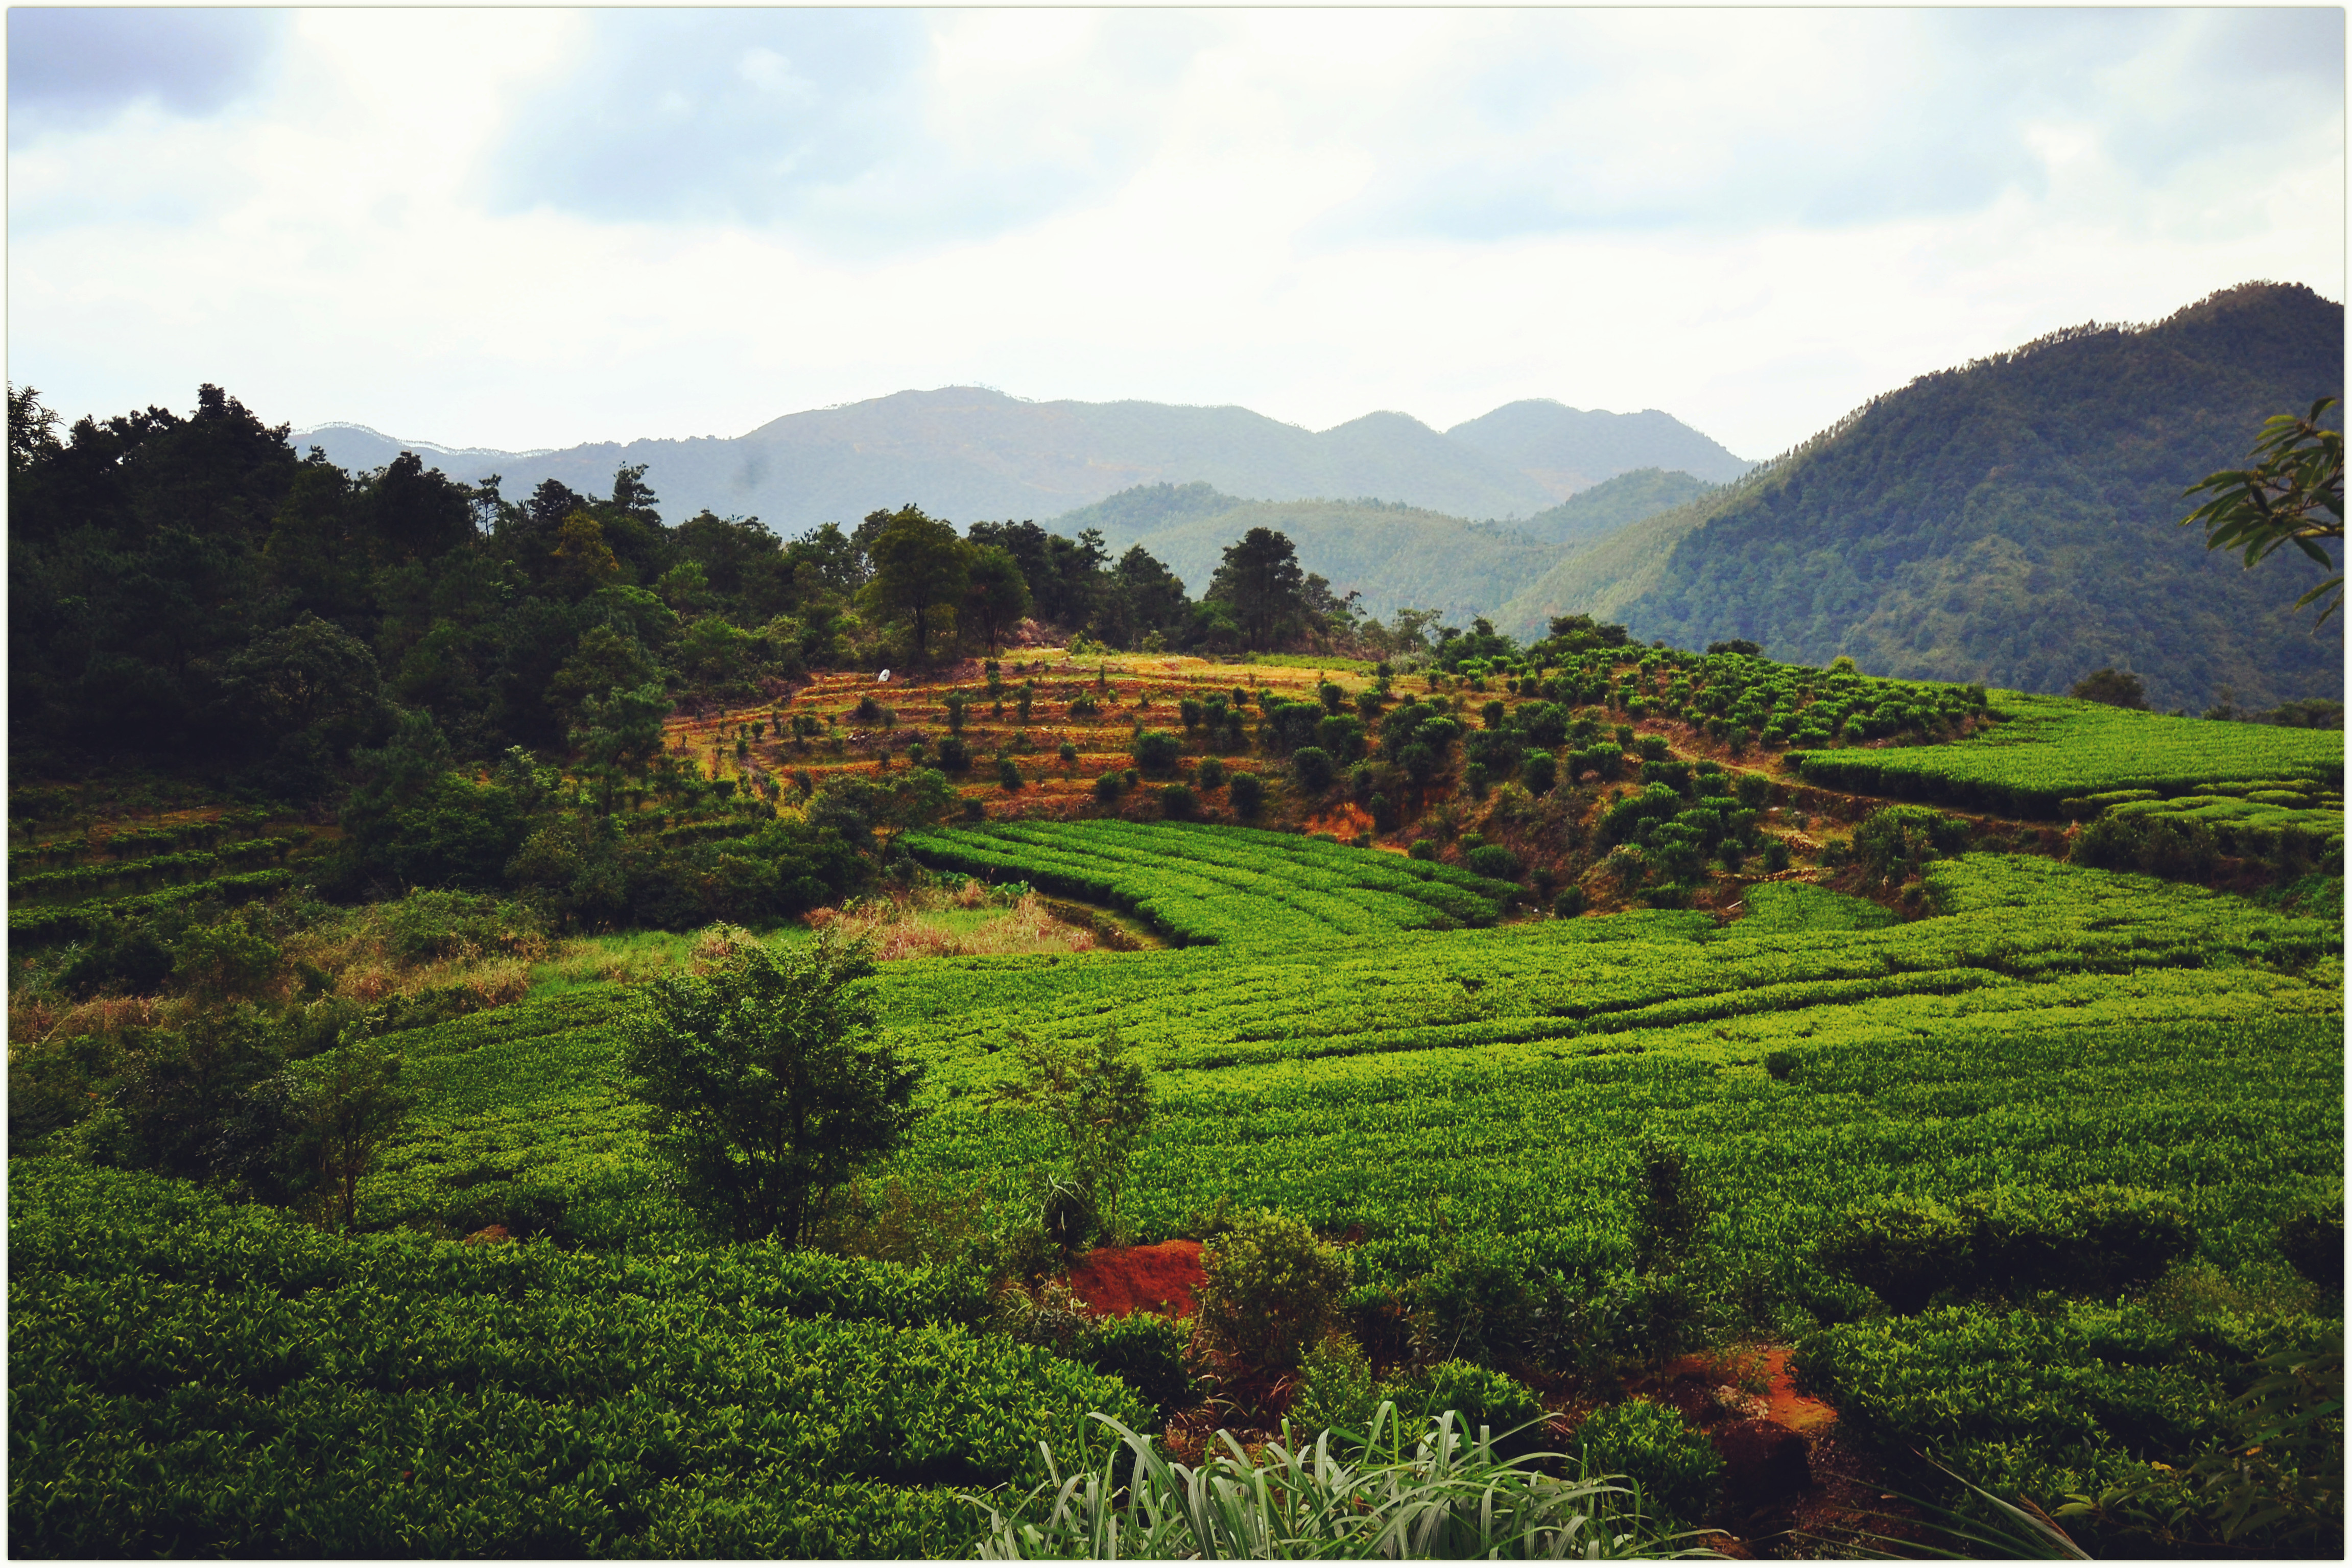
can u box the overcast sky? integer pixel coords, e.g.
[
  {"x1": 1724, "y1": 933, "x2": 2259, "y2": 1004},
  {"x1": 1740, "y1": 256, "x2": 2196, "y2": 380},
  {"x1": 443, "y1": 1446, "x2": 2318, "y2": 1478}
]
[{"x1": 9, "y1": 7, "x2": 2343, "y2": 460}]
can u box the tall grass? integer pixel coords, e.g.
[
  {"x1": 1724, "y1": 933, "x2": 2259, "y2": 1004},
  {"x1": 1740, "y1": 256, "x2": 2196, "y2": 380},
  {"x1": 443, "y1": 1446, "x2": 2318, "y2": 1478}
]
[{"x1": 968, "y1": 1406, "x2": 1712, "y2": 1560}]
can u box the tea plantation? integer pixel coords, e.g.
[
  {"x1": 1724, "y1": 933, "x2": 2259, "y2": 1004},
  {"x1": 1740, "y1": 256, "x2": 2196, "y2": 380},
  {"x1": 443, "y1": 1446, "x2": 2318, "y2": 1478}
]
[{"x1": 14, "y1": 822, "x2": 2339, "y2": 1555}]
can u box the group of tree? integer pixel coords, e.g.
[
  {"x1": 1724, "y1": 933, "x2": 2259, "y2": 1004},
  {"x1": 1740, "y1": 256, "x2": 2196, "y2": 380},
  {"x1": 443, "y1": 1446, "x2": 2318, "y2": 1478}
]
[{"x1": 7, "y1": 385, "x2": 1432, "y2": 803}]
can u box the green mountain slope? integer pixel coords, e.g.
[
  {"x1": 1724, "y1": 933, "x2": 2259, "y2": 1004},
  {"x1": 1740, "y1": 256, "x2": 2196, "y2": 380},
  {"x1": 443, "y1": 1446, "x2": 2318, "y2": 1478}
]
[
  {"x1": 1057, "y1": 495, "x2": 1562, "y2": 623},
  {"x1": 1514, "y1": 467, "x2": 1718, "y2": 548},
  {"x1": 1501, "y1": 282, "x2": 2343, "y2": 711}
]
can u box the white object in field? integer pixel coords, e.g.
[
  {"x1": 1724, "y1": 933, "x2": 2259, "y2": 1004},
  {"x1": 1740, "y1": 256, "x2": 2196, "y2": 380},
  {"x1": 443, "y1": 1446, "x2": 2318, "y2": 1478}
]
[{"x1": 876, "y1": 669, "x2": 892, "y2": 683}]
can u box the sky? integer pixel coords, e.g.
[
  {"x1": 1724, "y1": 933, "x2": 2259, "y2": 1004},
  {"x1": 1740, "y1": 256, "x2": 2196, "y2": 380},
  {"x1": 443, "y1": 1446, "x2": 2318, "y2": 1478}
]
[{"x1": 8, "y1": 7, "x2": 2344, "y2": 461}]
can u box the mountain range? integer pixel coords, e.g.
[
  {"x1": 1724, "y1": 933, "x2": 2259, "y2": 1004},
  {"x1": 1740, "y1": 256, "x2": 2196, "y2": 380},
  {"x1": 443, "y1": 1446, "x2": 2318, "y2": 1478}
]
[
  {"x1": 293, "y1": 282, "x2": 2341, "y2": 712},
  {"x1": 293, "y1": 392, "x2": 1751, "y2": 532}
]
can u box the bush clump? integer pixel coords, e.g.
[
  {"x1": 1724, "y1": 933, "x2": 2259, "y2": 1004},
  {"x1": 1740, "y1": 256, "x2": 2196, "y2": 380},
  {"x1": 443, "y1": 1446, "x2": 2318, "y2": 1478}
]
[
  {"x1": 1464, "y1": 844, "x2": 1520, "y2": 881},
  {"x1": 1575, "y1": 1399, "x2": 1721, "y2": 1524},
  {"x1": 1194, "y1": 1208, "x2": 1351, "y2": 1400},
  {"x1": 1227, "y1": 772, "x2": 1264, "y2": 821},
  {"x1": 1852, "y1": 804, "x2": 1969, "y2": 883},
  {"x1": 1132, "y1": 731, "x2": 1183, "y2": 776},
  {"x1": 1291, "y1": 746, "x2": 1336, "y2": 794}
]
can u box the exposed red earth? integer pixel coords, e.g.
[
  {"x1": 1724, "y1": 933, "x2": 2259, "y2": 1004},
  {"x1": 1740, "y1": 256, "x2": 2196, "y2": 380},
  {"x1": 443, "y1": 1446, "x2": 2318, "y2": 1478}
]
[{"x1": 1065, "y1": 1239, "x2": 1206, "y2": 1318}]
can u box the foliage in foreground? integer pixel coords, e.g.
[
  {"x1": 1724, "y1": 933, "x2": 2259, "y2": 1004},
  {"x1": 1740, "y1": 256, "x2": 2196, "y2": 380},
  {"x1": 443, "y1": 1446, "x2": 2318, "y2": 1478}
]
[{"x1": 969, "y1": 1407, "x2": 1707, "y2": 1560}]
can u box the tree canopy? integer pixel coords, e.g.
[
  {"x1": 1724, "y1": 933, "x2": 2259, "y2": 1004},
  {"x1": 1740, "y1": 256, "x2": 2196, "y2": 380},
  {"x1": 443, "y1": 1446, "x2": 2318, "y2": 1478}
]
[{"x1": 619, "y1": 928, "x2": 920, "y2": 1246}]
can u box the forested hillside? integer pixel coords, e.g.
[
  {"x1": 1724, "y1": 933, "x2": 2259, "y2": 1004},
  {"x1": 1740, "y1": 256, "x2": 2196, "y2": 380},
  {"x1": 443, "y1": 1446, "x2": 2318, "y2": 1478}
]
[{"x1": 1502, "y1": 282, "x2": 2345, "y2": 712}]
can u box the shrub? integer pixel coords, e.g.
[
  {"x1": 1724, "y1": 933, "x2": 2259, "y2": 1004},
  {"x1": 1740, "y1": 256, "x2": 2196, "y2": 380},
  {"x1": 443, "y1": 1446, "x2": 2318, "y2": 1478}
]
[
  {"x1": 1852, "y1": 805, "x2": 1968, "y2": 883},
  {"x1": 1057, "y1": 742, "x2": 1078, "y2": 770},
  {"x1": 1081, "y1": 1311, "x2": 1195, "y2": 1421},
  {"x1": 1406, "y1": 1241, "x2": 1537, "y2": 1368},
  {"x1": 2279, "y1": 1206, "x2": 2344, "y2": 1287},
  {"x1": 1387, "y1": 1361, "x2": 1545, "y2": 1451},
  {"x1": 1196, "y1": 757, "x2": 1226, "y2": 791},
  {"x1": 1292, "y1": 746, "x2": 1336, "y2": 794},
  {"x1": 1409, "y1": 839, "x2": 1437, "y2": 861},
  {"x1": 996, "y1": 759, "x2": 1023, "y2": 792},
  {"x1": 1160, "y1": 784, "x2": 1196, "y2": 821},
  {"x1": 1227, "y1": 772, "x2": 1264, "y2": 820},
  {"x1": 1194, "y1": 1208, "x2": 1351, "y2": 1395},
  {"x1": 936, "y1": 735, "x2": 971, "y2": 774},
  {"x1": 1553, "y1": 886, "x2": 1585, "y2": 918},
  {"x1": 1523, "y1": 752, "x2": 1556, "y2": 795},
  {"x1": 1575, "y1": 1399, "x2": 1722, "y2": 1524},
  {"x1": 1462, "y1": 762, "x2": 1490, "y2": 800},
  {"x1": 2074, "y1": 810, "x2": 2221, "y2": 880},
  {"x1": 1133, "y1": 731, "x2": 1183, "y2": 776},
  {"x1": 1093, "y1": 773, "x2": 1125, "y2": 803},
  {"x1": 1818, "y1": 1195, "x2": 1974, "y2": 1314},
  {"x1": 1292, "y1": 1329, "x2": 1381, "y2": 1438},
  {"x1": 1464, "y1": 844, "x2": 1519, "y2": 881}
]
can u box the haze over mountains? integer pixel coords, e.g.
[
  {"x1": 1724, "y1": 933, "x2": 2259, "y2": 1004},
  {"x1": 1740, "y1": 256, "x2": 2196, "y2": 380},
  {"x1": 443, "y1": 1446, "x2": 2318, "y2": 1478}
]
[{"x1": 292, "y1": 392, "x2": 1752, "y2": 533}]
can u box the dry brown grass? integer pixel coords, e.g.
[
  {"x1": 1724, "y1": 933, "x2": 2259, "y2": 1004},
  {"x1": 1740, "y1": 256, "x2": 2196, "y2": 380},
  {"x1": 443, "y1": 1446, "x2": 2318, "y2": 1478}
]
[{"x1": 806, "y1": 887, "x2": 1095, "y2": 961}]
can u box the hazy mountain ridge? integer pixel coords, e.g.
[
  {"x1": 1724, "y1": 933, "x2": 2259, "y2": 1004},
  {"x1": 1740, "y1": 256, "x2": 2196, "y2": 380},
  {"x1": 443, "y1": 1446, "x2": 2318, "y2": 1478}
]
[
  {"x1": 291, "y1": 387, "x2": 1747, "y2": 535},
  {"x1": 1500, "y1": 282, "x2": 2344, "y2": 711},
  {"x1": 1446, "y1": 400, "x2": 1752, "y2": 490},
  {"x1": 1041, "y1": 468, "x2": 1720, "y2": 625}
]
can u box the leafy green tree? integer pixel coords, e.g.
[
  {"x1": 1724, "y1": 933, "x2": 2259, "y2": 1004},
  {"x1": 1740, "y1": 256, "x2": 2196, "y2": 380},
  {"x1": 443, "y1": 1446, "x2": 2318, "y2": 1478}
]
[
  {"x1": 546, "y1": 625, "x2": 661, "y2": 729},
  {"x1": 571, "y1": 680, "x2": 671, "y2": 812},
  {"x1": 2070, "y1": 667, "x2": 2148, "y2": 709},
  {"x1": 290, "y1": 1040, "x2": 415, "y2": 1232},
  {"x1": 1206, "y1": 528, "x2": 1310, "y2": 650},
  {"x1": 210, "y1": 612, "x2": 385, "y2": 759},
  {"x1": 862, "y1": 505, "x2": 969, "y2": 663},
  {"x1": 2182, "y1": 398, "x2": 2344, "y2": 624},
  {"x1": 961, "y1": 544, "x2": 1031, "y2": 654},
  {"x1": 619, "y1": 928, "x2": 920, "y2": 1245},
  {"x1": 991, "y1": 1029, "x2": 1153, "y2": 1249}
]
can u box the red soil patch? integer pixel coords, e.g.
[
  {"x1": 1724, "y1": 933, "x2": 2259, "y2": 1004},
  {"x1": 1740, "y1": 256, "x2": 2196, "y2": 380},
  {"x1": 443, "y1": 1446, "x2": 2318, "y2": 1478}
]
[
  {"x1": 1759, "y1": 1345, "x2": 1836, "y2": 1433},
  {"x1": 1303, "y1": 803, "x2": 1374, "y2": 839},
  {"x1": 1065, "y1": 1239, "x2": 1206, "y2": 1319}
]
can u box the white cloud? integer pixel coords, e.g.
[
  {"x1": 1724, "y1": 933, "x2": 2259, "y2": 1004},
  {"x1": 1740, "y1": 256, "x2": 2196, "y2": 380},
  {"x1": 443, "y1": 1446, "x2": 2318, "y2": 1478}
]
[{"x1": 8, "y1": 8, "x2": 2341, "y2": 463}]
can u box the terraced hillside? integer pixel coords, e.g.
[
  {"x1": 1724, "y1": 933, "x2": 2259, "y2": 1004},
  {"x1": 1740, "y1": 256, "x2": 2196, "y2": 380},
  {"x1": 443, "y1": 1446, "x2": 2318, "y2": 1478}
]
[{"x1": 18, "y1": 819, "x2": 2334, "y2": 1555}]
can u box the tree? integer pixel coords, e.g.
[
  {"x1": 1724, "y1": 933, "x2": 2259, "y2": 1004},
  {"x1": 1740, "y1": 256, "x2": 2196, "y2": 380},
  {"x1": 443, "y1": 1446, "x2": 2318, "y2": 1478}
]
[
  {"x1": 1207, "y1": 528, "x2": 1309, "y2": 650},
  {"x1": 961, "y1": 544, "x2": 1031, "y2": 654},
  {"x1": 619, "y1": 928, "x2": 920, "y2": 1245},
  {"x1": 2182, "y1": 397, "x2": 2343, "y2": 624},
  {"x1": 862, "y1": 506, "x2": 969, "y2": 663},
  {"x1": 990, "y1": 1029, "x2": 1153, "y2": 1250},
  {"x1": 572, "y1": 680, "x2": 671, "y2": 812},
  {"x1": 2070, "y1": 667, "x2": 2147, "y2": 709},
  {"x1": 1104, "y1": 544, "x2": 1194, "y2": 649},
  {"x1": 290, "y1": 1040, "x2": 414, "y2": 1232}
]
